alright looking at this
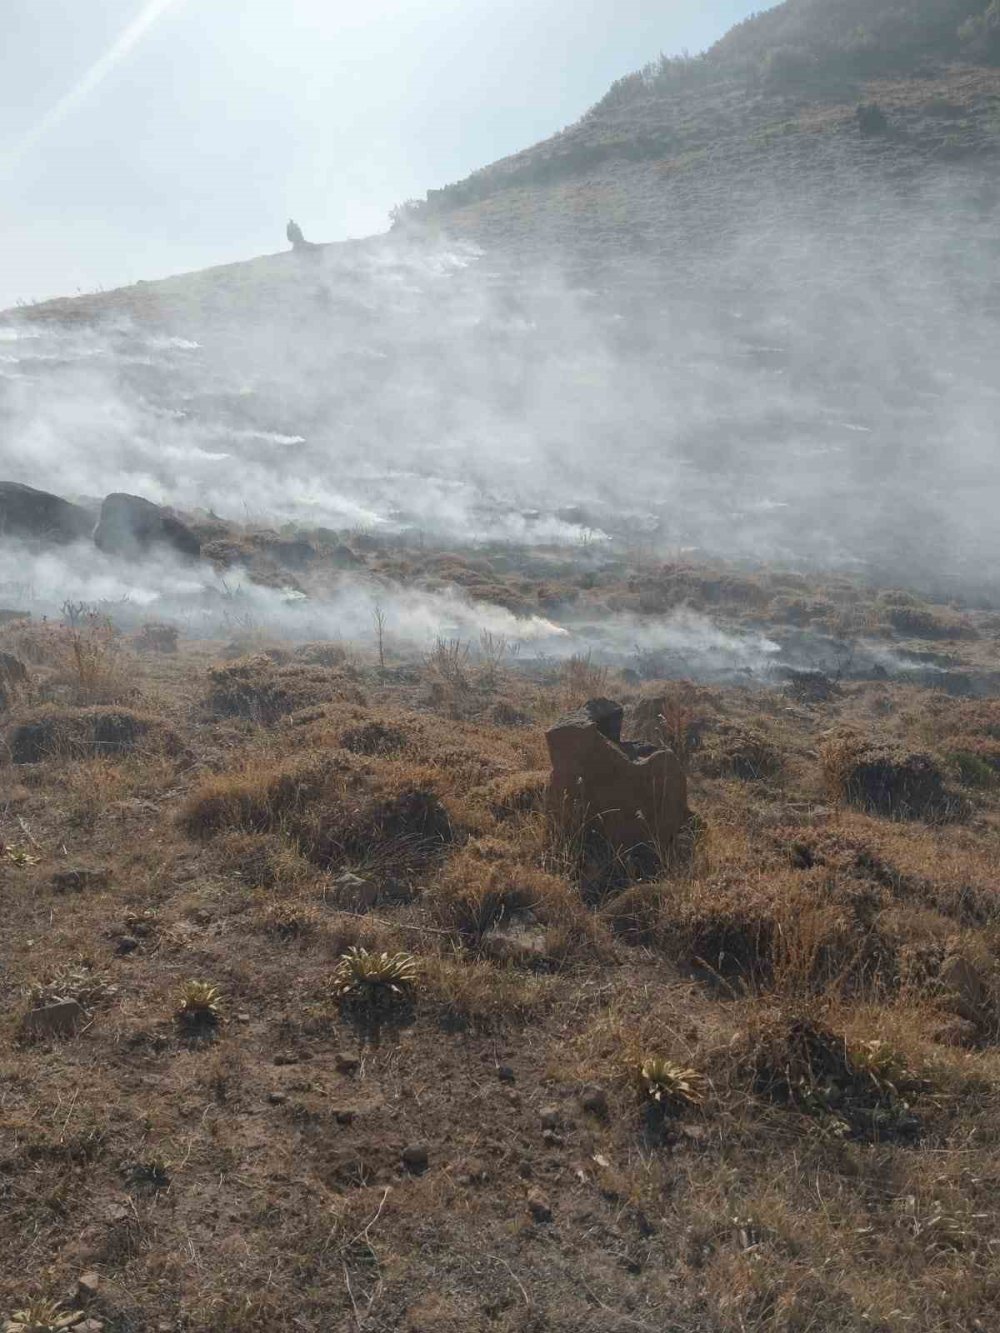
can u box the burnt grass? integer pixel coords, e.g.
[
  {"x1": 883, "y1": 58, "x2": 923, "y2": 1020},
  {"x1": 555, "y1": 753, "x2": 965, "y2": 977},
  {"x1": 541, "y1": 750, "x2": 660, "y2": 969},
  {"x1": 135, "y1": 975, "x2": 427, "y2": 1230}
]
[{"x1": 3, "y1": 554, "x2": 1000, "y2": 1331}]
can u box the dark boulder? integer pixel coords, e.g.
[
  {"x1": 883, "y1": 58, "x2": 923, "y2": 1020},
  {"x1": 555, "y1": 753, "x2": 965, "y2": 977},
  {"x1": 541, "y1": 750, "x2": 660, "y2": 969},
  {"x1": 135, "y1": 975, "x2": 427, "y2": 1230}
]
[
  {"x1": 0, "y1": 481, "x2": 93, "y2": 545},
  {"x1": 94, "y1": 493, "x2": 201, "y2": 560}
]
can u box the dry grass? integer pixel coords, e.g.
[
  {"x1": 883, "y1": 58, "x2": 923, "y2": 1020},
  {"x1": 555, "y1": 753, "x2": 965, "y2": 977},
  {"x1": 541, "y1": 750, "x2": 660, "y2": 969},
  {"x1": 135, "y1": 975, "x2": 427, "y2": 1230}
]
[{"x1": 5, "y1": 567, "x2": 1000, "y2": 1332}]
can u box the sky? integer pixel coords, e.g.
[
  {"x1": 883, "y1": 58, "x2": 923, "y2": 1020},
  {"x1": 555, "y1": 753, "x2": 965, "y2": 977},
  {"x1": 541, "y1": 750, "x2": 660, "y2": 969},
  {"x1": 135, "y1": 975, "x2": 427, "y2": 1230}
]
[{"x1": 0, "y1": 0, "x2": 765, "y2": 308}]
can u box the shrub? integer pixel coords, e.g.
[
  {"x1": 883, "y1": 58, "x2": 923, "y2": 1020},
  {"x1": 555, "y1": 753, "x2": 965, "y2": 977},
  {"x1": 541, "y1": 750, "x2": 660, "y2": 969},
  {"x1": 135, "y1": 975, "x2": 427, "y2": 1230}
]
[
  {"x1": 747, "y1": 1015, "x2": 923, "y2": 1142},
  {"x1": 698, "y1": 725, "x2": 782, "y2": 782},
  {"x1": 6, "y1": 705, "x2": 181, "y2": 764},
  {"x1": 135, "y1": 622, "x2": 179, "y2": 654},
  {"x1": 821, "y1": 735, "x2": 957, "y2": 821},
  {"x1": 206, "y1": 656, "x2": 363, "y2": 723}
]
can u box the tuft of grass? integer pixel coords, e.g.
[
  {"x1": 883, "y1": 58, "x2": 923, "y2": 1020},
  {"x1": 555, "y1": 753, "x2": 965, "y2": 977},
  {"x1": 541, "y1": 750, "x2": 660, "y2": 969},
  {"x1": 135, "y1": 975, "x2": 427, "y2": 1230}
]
[
  {"x1": 3, "y1": 1300, "x2": 82, "y2": 1332},
  {"x1": 639, "y1": 1056, "x2": 707, "y2": 1113},
  {"x1": 331, "y1": 947, "x2": 417, "y2": 1008},
  {"x1": 177, "y1": 981, "x2": 223, "y2": 1026}
]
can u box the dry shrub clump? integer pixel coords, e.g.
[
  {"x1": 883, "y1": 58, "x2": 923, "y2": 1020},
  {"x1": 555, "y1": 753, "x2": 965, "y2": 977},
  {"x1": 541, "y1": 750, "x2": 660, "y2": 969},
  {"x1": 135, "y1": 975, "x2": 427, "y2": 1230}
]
[
  {"x1": 820, "y1": 733, "x2": 959, "y2": 820},
  {"x1": 474, "y1": 769, "x2": 548, "y2": 820},
  {"x1": 648, "y1": 861, "x2": 903, "y2": 1001},
  {"x1": 5, "y1": 704, "x2": 182, "y2": 764},
  {"x1": 0, "y1": 649, "x2": 29, "y2": 710},
  {"x1": 429, "y1": 844, "x2": 573, "y2": 947},
  {"x1": 2, "y1": 615, "x2": 135, "y2": 705},
  {"x1": 180, "y1": 751, "x2": 454, "y2": 880},
  {"x1": 697, "y1": 723, "x2": 783, "y2": 781},
  {"x1": 206, "y1": 655, "x2": 364, "y2": 723},
  {"x1": 744, "y1": 1013, "x2": 924, "y2": 1142}
]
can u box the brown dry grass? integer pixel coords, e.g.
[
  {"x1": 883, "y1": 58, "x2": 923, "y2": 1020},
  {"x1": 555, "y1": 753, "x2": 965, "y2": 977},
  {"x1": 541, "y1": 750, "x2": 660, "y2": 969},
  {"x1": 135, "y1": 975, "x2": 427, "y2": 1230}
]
[{"x1": 4, "y1": 588, "x2": 1000, "y2": 1331}]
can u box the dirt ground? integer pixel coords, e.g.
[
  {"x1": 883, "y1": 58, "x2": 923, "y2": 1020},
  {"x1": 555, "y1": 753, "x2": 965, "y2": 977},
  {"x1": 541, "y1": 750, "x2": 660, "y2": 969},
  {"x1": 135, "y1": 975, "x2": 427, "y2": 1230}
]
[{"x1": 3, "y1": 552, "x2": 1000, "y2": 1332}]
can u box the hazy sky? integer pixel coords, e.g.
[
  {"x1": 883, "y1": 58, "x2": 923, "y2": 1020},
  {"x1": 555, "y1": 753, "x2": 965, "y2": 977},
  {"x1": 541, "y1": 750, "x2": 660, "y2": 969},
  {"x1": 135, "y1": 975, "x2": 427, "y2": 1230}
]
[{"x1": 1, "y1": 0, "x2": 764, "y2": 307}]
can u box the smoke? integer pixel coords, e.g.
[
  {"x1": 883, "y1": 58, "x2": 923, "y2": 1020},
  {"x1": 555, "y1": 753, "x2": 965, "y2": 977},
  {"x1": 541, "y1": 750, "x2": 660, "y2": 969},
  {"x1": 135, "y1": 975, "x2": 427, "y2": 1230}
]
[{"x1": 1, "y1": 156, "x2": 998, "y2": 665}]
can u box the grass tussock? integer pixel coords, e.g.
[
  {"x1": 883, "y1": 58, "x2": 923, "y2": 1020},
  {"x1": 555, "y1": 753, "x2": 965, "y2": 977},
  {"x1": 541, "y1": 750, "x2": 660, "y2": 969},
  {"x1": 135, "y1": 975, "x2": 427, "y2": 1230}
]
[
  {"x1": 821, "y1": 732, "x2": 962, "y2": 821},
  {"x1": 5, "y1": 704, "x2": 182, "y2": 764},
  {"x1": 206, "y1": 655, "x2": 365, "y2": 723}
]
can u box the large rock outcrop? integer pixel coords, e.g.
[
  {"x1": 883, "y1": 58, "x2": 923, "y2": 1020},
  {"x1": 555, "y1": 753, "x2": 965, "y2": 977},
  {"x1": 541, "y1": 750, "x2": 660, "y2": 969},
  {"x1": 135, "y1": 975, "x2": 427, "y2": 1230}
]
[
  {"x1": 546, "y1": 697, "x2": 689, "y2": 854},
  {"x1": 0, "y1": 481, "x2": 93, "y2": 545},
  {"x1": 94, "y1": 492, "x2": 201, "y2": 560}
]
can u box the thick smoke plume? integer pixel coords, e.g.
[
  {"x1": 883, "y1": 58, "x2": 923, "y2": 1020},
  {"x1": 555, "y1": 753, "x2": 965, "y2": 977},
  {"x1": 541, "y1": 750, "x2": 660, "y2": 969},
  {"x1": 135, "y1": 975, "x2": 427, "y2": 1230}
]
[{"x1": 1, "y1": 159, "x2": 998, "y2": 667}]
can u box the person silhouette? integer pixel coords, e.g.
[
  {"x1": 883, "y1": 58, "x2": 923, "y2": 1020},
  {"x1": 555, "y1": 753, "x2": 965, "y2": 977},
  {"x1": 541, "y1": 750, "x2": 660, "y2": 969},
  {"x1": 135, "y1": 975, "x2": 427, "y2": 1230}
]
[{"x1": 286, "y1": 219, "x2": 305, "y2": 247}]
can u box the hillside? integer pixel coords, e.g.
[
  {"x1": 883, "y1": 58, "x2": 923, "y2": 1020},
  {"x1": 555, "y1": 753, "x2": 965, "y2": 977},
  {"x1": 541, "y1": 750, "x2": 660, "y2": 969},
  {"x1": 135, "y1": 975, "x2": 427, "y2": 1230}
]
[
  {"x1": 6, "y1": 4, "x2": 1000, "y2": 1332},
  {"x1": 402, "y1": 0, "x2": 1000, "y2": 265}
]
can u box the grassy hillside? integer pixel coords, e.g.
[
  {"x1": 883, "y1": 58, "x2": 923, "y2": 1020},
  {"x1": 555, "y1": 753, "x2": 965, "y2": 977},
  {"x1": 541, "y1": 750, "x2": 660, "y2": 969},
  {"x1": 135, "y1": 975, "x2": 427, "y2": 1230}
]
[{"x1": 399, "y1": 0, "x2": 1000, "y2": 260}]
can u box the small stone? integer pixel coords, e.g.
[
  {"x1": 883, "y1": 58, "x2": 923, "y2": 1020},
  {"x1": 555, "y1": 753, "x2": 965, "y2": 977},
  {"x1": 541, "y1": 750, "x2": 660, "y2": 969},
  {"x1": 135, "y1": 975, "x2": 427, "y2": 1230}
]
[
  {"x1": 77, "y1": 1271, "x2": 102, "y2": 1302},
  {"x1": 267, "y1": 1092, "x2": 288, "y2": 1106},
  {"x1": 22, "y1": 999, "x2": 86, "y2": 1039},
  {"x1": 236, "y1": 1012, "x2": 251, "y2": 1024},
  {"x1": 527, "y1": 1188, "x2": 552, "y2": 1223},
  {"x1": 497, "y1": 1064, "x2": 515, "y2": 1083},
  {"x1": 539, "y1": 1105, "x2": 561, "y2": 1130},
  {"x1": 580, "y1": 1084, "x2": 609, "y2": 1117},
  {"x1": 76, "y1": 1321, "x2": 105, "y2": 1333},
  {"x1": 402, "y1": 1143, "x2": 429, "y2": 1173},
  {"x1": 336, "y1": 1052, "x2": 361, "y2": 1075},
  {"x1": 115, "y1": 935, "x2": 140, "y2": 955}
]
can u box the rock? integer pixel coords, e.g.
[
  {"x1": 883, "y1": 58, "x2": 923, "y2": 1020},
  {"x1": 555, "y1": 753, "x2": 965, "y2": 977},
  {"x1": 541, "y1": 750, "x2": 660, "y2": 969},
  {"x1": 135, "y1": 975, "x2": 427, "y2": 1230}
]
[
  {"x1": 268, "y1": 1092, "x2": 289, "y2": 1106},
  {"x1": 481, "y1": 924, "x2": 550, "y2": 970},
  {"x1": 0, "y1": 649, "x2": 27, "y2": 685},
  {"x1": 0, "y1": 480, "x2": 93, "y2": 544},
  {"x1": 329, "y1": 870, "x2": 379, "y2": 911},
  {"x1": 939, "y1": 952, "x2": 988, "y2": 1023},
  {"x1": 336, "y1": 1052, "x2": 361, "y2": 1075},
  {"x1": 526, "y1": 1188, "x2": 553, "y2": 1223},
  {"x1": 546, "y1": 698, "x2": 689, "y2": 855},
  {"x1": 22, "y1": 998, "x2": 87, "y2": 1039},
  {"x1": 52, "y1": 867, "x2": 112, "y2": 893},
  {"x1": 539, "y1": 1105, "x2": 561, "y2": 1130},
  {"x1": 94, "y1": 492, "x2": 201, "y2": 561},
  {"x1": 77, "y1": 1271, "x2": 102, "y2": 1302},
  {"x1": 402, "y1": 1143, "x2": 429, "y2": 1173},
  {"x1": 76, "y1": 1321, "x2": 105, "y2": 1333},
  {"x1": 498, "y1": 1065, "x2": 516, "y2": 1083},
  {"x1": 580, "y1": 1084, "x2": 609, "y2": 1117},
  {"x1": 115, "y1": 935, "x2": 140, "y2": 955}
]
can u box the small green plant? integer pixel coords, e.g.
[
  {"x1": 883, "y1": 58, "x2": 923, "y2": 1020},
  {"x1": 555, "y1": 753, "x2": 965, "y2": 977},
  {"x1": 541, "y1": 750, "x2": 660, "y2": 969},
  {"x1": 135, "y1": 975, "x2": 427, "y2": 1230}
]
[
  {"x1": 847, "y1": 1038, "x2": 910, "y2": 1101},
  {"x1": 639, "y1": 1056, "x2": 706, "y2": 1113},
  {"x1": 4, "y1": 1299, "x2": 82, "y2": 1332},
  {"x1": 177, "y1": 981, "x2": 222, "y2": 1026},
  {"x1": 332, "y1": 947, "x2": 417, "y2": 1007},
  {"x1": 3, "y1": 842, "x2": 39, "y2": 868}
]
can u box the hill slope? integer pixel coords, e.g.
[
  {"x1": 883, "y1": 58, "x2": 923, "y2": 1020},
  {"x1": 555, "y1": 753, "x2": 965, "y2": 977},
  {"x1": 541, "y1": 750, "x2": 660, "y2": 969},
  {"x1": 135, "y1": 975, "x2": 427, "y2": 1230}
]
[{"x1": 403, "y1": 0, "x2": 1000, "y2": 264}]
